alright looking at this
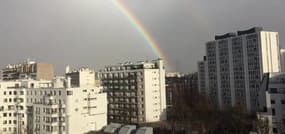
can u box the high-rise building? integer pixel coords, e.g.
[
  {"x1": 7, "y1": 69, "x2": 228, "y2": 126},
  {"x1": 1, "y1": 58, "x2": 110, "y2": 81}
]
[
  {"x1": 258, "y1": 72, "x2": 285, "y2": 134},
  {"x1": 2, "y1": 59, "x2": 54, "y2": 81},
  {"x1": 197, "y1": 27, "x2": 281, "y2": 112},
  {"x1": 100, "y1": 59, "x2": 167, "y2": 124},
  {"x1": 0, "y1": 67, "x2": 107, "y2": 134}
]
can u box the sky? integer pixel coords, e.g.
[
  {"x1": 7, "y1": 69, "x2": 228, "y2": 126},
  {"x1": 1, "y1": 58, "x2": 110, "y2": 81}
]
[{"x1": 0, "y1": 0, "x2": 284, "y2": 74}]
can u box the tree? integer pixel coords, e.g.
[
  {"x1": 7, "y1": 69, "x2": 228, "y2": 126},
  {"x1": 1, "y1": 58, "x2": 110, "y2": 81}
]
[{"x1": 253, "y1": 118, "x2": 270, "y2": 134}]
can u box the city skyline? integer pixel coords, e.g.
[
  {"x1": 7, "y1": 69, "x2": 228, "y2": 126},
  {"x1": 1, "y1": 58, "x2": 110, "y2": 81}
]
[{"x1": 0, "y1": 0, "x2": 285, "y2": 73}]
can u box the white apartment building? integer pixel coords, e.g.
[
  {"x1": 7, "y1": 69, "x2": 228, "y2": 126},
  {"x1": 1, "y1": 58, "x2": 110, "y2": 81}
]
[
  {"x1": 100, "y1": 59, "x2": 167, "y2": 124},
  {"x1": 258, "y1": 72, "x2": 285, "y2": 134},
  {"x1": 0, "y1": 68, "x2": 107, "y2": 134},
  {"x1": 198, "y1": 27, "x2": 281, "y2": 112}
]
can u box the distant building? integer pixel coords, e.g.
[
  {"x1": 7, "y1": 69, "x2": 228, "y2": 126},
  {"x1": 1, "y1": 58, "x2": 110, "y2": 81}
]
[
  {"x1": 197, "y1": 56, "x2": 208, "y2": 96},
  {"x1": 100, "y1": 59, "x2": 167, "y2": 124},
  {"x1": 258, "y1": 72, "x2": 285, "y2": 134},
  {"x1": 197, "y1": 27, "x2": 281, "y2": 112},
  {"x1": 165, "y1": 72, "x2": 198, "y2": 119},
  {"x1": 2, "y1": 59, "x2": 54, "y2": 81},
  {"x1": 0, "y1": 67, "x2": 107, "y2": 134},
  {"x1": 165, "y1": 72, "x2": 183, "y2": 108}
]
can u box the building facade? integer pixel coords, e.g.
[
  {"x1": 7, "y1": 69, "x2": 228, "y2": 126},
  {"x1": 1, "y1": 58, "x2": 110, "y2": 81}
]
[
  {"x1": 197, "y1": 56, "x2": 209, "y2": 97},
  {"x1": 100, "y1": 59, "x2": 167, "y2": 124},
  {"x1": 0, "y1": 68, "x2": 107, "y2": 134},
  {"x1": 258, "y1": 72, "x2": 285, "y2": 134},
  {"x1": 2, "y1": 59, "x2": 54, "y2": 81},
  {"x1": 65, "y1": 66, "x2": 99, "y2": 87},
  {"x1": 165, "y1": 72, "x2": 198, "y2": 119},
  {"x1": 197, "y1": 27, "x2": 281, "y2": 112}
]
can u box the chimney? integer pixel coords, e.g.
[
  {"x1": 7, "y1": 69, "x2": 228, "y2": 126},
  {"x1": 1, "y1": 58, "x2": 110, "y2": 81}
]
[{"x1": 65, "y1": 65, "x2": 70, "y2": 74}]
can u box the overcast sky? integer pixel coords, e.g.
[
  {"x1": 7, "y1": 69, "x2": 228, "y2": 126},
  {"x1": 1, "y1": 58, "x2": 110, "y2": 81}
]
[{"x1": 0, "y1": 0, "x2": 284, "y2": 74}]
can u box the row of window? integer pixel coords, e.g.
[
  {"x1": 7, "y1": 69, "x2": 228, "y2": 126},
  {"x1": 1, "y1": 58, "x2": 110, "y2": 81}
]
[
  {"x1": 3, "y1": 120, "x2": 24, "y2": 125},
  {"x1": 109, "y1": 115, "x2": 144, "y2": 122},
  {"x1": 3, "y1": 90, "x2": 24, "y2": 95},
  {"x1": 3, "y1": 98, "x2": 24, "y2": 103},
  {"x1": 36, "y1": 125, "x2": 65, "y2": 132},
  {"x1": 35, "y1": 107, "x2": 66, "y2": 115},
  {"x1": 3, "y1": 113, "x2": 24, "y2": 118},
  {"x1": 2, "y1": 90, "x2": 64, "y2": 96},
  {"x1": 2, "y1": 127, "x2": 19, "y2": 132},
  {"x1": 270, "y1": 99, "x2": 285, "y2": 105},
  {"x1": 102, "y1": 72, "x2": 144, "y2": 79}
]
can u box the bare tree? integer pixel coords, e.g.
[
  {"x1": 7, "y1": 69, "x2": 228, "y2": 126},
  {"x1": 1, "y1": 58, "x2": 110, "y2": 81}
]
[{"x1": 253, "y1": 118, "x2": 270, "y2": 134}]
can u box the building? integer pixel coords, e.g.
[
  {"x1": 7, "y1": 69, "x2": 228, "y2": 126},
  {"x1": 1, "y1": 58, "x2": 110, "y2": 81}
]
[
  {"x1": 2, "y1": 59, "x2": 54, "y2": 81},
  {"x1": 197, "y1": 27, "x2": 281, "y2": 112},
  {"x1": 197, "y1": 56, "x2": 209, "y2": 96},
  {"x1": 65, "y1": 66, "x2": 100, "y2": 87},
  {"x1": 165, "y1": 72, "x2": 198, "y2": 109},
  {"x1": 258, "y1": 72, "x2": 285, "y2": 134},
  {"x1": 165, "y1": 72, "x2": 198, "y2": 119},
  {"x1": 100, "y1": 59, "x2": 167, "y2": 124},
  {"x1": 280, "y1": 49, "x2": 285, "y2": 72},
  {"x1": 165, "y1": 72, "x2": 183, "y2": 109},
  {"x1": 0, "y1": 67, "x2": 107, "y2": 134}
]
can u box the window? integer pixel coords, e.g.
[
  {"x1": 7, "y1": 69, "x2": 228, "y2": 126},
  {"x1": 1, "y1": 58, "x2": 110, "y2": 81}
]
[
  {"x1": 270, "y1": 88, "x2": 277, "y2": 93},
  {"x1": 67, "y1": 91, "x2": 73, "y2": 95},
  {"x1": 281, "y1": 100, "x2": 285, "y2": 104},
  {"x1": 271, "y1": 100, "x2": 275, "y2": 104},
  {"x1": 30, "y1": 83, "x2": 34, "y2": 88},
  {"x1": 273, "y1": 128, "x2": 278, "y2": 133},
  {"x1": 272, "y1": 108, "x2": 276, "y2": 116}
]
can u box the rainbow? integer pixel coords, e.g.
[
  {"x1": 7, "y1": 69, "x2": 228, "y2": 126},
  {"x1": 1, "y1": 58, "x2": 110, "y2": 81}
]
[{"x1": 112, "y1": 0, "x2": 171, "y2": 70}]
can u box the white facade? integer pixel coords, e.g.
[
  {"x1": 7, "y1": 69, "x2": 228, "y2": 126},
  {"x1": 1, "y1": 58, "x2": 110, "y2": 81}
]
[
  {"x1": 0, "y1": 81, "x2": 28, "y2": 134},
  {"x1": 280, "y1": 49, "x2": 285, "y2": 72},
  {"x1": 65, "y1": 67, "x2": 98, "y2": 87},
  {"x1": 0, "y1": 68, "x2": 107, "y2": 134},
  {"x1": 258, "y1": 72, "x2": 285, "y2": 134},
  {"x1": 197, "y1": 27, "x2": 281, "y2": 112},
  {"x1": 101, "y1": 59, "x2": 167, "y2": 124}
]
